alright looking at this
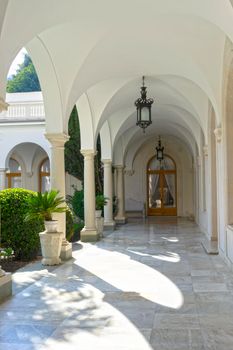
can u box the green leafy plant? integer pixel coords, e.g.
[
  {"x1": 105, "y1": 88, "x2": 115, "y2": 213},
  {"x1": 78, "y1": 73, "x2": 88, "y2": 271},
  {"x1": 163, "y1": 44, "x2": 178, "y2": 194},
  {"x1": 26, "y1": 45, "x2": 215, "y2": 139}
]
[
  {"x1": 0, "y1": 189, "x2": 43, "y2": 260},
  {"x1": 25, "y1": 190, "x2": 67, "y2": 222},
  {"x1": 67, "y1": 188, "x2": 84, "y2": 222},
  {"x1": 96, "y1": 194, "x2": 108, "y2": 210}
]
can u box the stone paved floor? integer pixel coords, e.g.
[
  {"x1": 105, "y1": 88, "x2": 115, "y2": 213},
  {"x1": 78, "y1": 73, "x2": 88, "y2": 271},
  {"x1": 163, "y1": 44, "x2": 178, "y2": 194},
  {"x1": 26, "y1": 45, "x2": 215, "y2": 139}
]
[{"x1": 1, "y1": 217, "x2": 233, "y2": 349}]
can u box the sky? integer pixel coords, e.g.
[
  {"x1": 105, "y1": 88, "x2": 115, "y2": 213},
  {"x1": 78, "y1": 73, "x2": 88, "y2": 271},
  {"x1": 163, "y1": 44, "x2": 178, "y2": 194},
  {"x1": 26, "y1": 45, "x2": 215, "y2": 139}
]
[{"x1": 7, "y1": 47, "x2": 27, "y2": 78}]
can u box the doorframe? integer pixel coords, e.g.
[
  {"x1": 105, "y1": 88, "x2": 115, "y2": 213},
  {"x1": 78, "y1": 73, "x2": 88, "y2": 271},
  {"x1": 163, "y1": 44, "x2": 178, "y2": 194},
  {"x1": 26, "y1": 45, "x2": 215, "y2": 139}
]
[{"x1": 147, "y1": 154, "x2": 177, "y2": 216}]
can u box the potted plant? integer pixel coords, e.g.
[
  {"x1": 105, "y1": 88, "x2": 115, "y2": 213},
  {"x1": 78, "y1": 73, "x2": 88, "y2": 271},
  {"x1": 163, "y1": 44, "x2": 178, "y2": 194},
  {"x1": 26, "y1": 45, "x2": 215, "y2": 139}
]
[
  {"x1": 25, "y1": 190, "x2": 66, "y2": 232},
  {"x1": 95, "y1": 194, "x2": 108, "y2": 237},
  {"x1": 25, "y1": 190, "x2": 67, "y2": 265},
  {"x1": 95, "y1": 194, "x2": 108, "y2": 217}
]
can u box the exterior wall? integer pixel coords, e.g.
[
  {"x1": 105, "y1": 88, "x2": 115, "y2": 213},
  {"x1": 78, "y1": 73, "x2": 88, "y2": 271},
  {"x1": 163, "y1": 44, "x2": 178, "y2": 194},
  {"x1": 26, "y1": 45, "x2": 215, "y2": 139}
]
[
  {"x1": 0, "y1": 92, "x2": 82, "y2": 195},
  {"x1": 124, "y1": 137, "x2": 194, "y2": 218}
]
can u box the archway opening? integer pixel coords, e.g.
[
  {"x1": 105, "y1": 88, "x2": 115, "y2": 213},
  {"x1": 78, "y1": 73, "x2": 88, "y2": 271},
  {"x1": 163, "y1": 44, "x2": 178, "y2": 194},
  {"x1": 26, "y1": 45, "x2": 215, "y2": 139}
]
[{"x1": 147, "y1": 154, "x2": 177, "y2": 216}]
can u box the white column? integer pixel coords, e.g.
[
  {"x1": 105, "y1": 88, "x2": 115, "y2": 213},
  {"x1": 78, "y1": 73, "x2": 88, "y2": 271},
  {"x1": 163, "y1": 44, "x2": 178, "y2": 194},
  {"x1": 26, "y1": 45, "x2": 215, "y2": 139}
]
[
  {"x1": 114, "y1": 165, "x2": 126, "y2": 224},
  {"x1": 102, "y1": 159, "x2": 115, "y2": 228},
  {"x1": 0, "y1": 169, "x2": 7, "y2": 190},
  {"x1": 80, "y1": 150, "x2": 98, "y2": 242},
  {"x1": 45, "y1": 133, "x2": 72, "y2": 260},
  {"x1": 214, "y1": 127, "x2": 226, "y2": 253}
]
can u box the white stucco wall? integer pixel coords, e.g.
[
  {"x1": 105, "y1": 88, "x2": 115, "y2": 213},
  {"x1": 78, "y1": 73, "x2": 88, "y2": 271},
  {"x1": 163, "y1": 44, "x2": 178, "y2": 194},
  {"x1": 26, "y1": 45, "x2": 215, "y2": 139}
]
[{"x1": 124, "y1": 136, "x2": 194, "y2": 218}]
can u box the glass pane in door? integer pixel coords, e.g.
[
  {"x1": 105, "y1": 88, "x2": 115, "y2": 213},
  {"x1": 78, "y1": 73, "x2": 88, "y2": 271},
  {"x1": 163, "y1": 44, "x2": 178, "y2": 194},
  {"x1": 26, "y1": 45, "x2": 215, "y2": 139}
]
[
  {"x1": 162, "y1": 173, "x2": 176, "y2": 208},
  {"x1": 148, "y1": 174, "x2": 161, "y2": 209}
]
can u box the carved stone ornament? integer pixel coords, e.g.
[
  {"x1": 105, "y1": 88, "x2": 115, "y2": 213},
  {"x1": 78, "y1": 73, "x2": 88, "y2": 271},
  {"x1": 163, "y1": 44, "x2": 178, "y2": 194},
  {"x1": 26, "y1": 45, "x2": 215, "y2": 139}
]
[
  {"x1": 203, "y1": 145, "x2": 208, "y2": 157},
  {"x1": 124, "y1": 169, "x2": 135, "y2": 176},
  {"x1": 214, "y1": 128, "x2": 222, "y2": 143}
]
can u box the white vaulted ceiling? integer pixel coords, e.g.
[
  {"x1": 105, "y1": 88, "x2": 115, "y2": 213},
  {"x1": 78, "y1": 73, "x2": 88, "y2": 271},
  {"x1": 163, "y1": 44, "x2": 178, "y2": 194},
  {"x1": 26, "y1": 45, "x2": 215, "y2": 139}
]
[{"x1": 0, "y1": 0, "x2": 233, "y2": 154}]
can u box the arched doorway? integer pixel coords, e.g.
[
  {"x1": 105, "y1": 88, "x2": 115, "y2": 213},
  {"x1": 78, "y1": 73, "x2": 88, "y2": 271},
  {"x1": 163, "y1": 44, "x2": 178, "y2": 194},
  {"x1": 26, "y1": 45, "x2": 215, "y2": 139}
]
[{"x1": 147, "y1": 154, "x2": 177, "y2": 216}]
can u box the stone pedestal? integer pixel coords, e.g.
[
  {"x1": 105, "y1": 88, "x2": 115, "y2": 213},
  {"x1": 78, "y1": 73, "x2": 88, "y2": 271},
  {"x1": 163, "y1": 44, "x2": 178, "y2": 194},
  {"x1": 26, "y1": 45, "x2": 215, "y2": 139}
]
[
  {"x1": 39, "y1": 231, "x2": 63, "y2": 265},
  {"x1": 60, "y1": 240, "x2": 73, "y2": 260},
  {"x1": 0, "y1": 271, "x2": 12, "y2": 301},
  {"x1": 96, "y1": 216, "x2": 104, "y2": 237}
]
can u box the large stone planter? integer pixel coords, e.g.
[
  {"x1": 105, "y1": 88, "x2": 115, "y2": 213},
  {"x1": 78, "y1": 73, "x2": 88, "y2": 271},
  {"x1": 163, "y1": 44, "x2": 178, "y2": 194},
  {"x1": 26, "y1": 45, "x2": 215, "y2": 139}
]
[{"x1": 39, "y1": 231, "x2": 63, "y2": 265}]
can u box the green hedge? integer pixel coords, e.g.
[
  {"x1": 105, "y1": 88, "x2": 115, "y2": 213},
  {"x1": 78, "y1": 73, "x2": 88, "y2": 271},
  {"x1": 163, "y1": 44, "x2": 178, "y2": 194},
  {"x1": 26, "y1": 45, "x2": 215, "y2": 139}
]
[{"x1": 0, "y1": 189, "x2": 43, "y2": 260}]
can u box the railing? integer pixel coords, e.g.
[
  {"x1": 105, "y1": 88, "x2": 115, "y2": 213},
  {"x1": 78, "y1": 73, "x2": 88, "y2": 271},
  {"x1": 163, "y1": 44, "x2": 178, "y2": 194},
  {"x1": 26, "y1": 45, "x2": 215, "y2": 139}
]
[{"x1": 0, "y1": 101, "x2": 45, "y2": 122}]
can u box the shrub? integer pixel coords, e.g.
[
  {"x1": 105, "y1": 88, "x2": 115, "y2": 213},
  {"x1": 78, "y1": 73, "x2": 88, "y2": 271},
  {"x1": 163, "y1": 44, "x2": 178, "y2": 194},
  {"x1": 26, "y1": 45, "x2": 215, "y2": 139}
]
[
  {"x1": 67, "y1": 189, "x2": 84, "y2": 222},
  {"x1": 0, "y1": 189, "x2": 43, "y2": 260}
]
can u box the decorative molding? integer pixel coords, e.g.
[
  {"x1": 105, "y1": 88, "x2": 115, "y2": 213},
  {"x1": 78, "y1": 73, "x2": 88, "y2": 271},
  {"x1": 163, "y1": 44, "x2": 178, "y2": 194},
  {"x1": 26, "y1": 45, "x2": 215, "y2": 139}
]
[
  {"x1": 124, "y1": 169, "x2": 135, "y2": 176},
  {"x1": 80, "y1": 149, "x2": 96, "y2": 158},
  {"x1": 196, "y1": 156, "x2": 201, "y2": 167},
  {"x1": 203, "y1": 145, "x2": 208, "y2": 157},
  {"x1": 45, "y1": 133, "x2": 69, "y2": 147},
  {"x1": 113, "y1": 165, "x2": 124, "y2": 171},
  {"x1": 26, "y1": 171, "x2": 33, "y2": 177},
  {"x1": 0, "y1": 98, "x2": 9, "y2": 112},
  {"x1": 102, "y1": 159, "x2": 112, "y2": 165},
  {"x1": 214, "y1": 127, "x2": 222, "y2": 143}
]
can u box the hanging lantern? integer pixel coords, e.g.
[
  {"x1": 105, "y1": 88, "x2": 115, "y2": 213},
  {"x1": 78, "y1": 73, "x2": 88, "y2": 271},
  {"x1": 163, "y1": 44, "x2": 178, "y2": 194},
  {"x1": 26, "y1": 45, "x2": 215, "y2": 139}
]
[
  {"x1": 156, "y1": 136, "x2": 164, "y2": 162},
  {"x1": 135, "y1": 76, "x2": 154, "y2": 133}
]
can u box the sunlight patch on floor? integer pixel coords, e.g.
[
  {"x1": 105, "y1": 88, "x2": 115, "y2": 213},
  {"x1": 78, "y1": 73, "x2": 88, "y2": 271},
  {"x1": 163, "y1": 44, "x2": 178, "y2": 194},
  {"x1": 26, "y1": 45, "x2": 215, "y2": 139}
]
[
  {"x1": 127, "y1": 249, "x2": 181, "y2": 263},
  {"x1": 74, "y1": 245, "x2": 183, "y2": 309}
]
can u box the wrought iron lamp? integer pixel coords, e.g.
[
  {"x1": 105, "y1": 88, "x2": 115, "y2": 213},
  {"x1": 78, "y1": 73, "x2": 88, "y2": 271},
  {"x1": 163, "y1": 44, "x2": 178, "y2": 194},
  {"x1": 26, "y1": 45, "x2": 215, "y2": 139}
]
[
  {"x1": 135, "y1": 76, "x2": 154, "y2": 133},
  {"x1": 156, "y1": 136, "x2": 164, "y2": 162}
]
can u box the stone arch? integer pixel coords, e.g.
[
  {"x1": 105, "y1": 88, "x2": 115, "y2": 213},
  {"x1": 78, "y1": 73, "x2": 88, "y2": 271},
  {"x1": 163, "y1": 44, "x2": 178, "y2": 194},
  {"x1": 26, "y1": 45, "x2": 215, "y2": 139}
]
[
  {"x1": 26, "y1": 37, "x2": 64, "y2": 133},
  {"x1": 5, "y1": 142, "x2": 49, "y2": 191},
  {"x1": 100, "y1": 121, "x2": 112, "y2": 161},
  {"x1": 76, "y1": 93, "x2": 95, "y2": 151}
]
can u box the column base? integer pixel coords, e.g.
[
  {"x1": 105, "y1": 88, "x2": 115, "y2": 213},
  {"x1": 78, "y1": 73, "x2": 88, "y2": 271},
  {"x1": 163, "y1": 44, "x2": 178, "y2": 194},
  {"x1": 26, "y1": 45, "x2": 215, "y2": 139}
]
[
  {"x1": 81, "y1": 228, "x2": 99, "y2": 242},
  {"x1": 104, "y1": 220, "x2": 116, "y2": 230},
  {"x1": 114, "y1": 216, "x2": 127, "y2": 224},
  {"x1": 42, "y1": 257, "x2": 61, "y2": 265},
  {"x1": 60, "y1": 241, "x2": 73, "y2": 261},
  {"x1": 0, "y1": 273, "x2": 12, "y2": 301}
]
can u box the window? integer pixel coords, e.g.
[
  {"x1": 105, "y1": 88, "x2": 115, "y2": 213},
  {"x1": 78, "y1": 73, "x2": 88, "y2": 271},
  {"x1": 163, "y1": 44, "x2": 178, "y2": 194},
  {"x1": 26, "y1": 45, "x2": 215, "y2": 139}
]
[
  {"x1": 6, "y1": 158, "x2": 22, "y2": 188},
  {"x1": 39, "y1": 158, "x2": 50, "y2": 192}
]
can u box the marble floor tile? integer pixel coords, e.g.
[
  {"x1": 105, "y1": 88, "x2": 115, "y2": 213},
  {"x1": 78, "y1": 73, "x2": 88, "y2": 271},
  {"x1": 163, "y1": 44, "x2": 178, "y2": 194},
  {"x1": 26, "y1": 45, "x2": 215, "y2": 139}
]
[{"x1": 0, "y1": 218, "x2": 233, "y2": 350}]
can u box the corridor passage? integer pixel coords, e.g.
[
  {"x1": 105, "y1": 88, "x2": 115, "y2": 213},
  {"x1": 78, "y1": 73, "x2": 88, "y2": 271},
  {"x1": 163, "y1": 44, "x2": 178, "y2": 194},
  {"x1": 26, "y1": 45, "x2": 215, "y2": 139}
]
[{"x1": 1, "y1": 218, "x2": 233, "y2": 350}]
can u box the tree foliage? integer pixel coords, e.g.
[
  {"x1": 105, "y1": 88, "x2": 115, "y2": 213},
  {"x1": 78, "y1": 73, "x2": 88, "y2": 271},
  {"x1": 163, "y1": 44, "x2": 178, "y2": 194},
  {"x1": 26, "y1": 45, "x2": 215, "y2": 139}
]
[
  {"x1": 65, "y1": 106, "x2": 103, "y2": 193},
  {"x1": 65, "y1": 106, "x2": 84, "y2": 181},
  {"x1": 7, "y1": 54, "x2": 41, "y2": 92}
]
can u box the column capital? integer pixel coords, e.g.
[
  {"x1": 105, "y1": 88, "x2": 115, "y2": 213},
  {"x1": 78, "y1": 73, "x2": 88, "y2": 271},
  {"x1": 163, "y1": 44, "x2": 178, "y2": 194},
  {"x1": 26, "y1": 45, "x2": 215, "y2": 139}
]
[
  {"x1": 214, "y1": 127, "x2": 222, "y2": 143},
  {"x1": 80, "y1": 149, "x2": 96, "y2": 158},
  {"x1": 113, "y1": 164, "x2": 124, "y2": 170},
  {"x1": 0, "y1": 98, "x2": 8, "y2": 112},
  {"x1": 102, "y1": 159, "x2": 112, "y2": 165},
  {"x1": 124, "y1": 169, "x2": 135, "y2": 176},
  {"x1": 45, "y1": 133, "x2": 69, "y2": 147},
  {"x1": 203, "y1": 145, "x2": 208, "y2": 157}
]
